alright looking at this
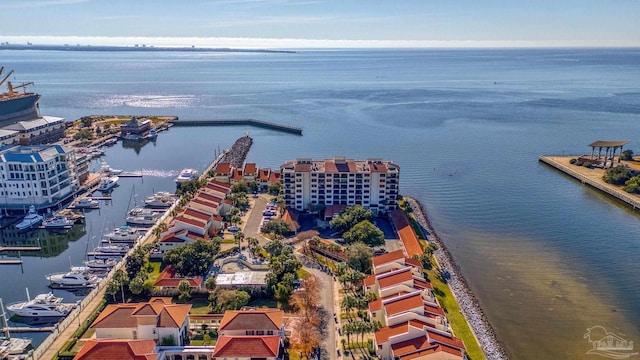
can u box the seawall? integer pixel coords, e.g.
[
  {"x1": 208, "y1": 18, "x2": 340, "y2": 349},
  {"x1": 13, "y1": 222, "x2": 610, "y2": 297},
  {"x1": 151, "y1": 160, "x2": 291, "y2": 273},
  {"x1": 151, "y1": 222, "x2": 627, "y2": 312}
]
[
  {"x1": 538, "y1": 156, "x2": 640, "y2": 210},
  {"x1": 404, "y1": 196, "x2": 509, "y2": 360},
  {"x1": 169, "y1": 118, "x2": 303, "y2": 135}
]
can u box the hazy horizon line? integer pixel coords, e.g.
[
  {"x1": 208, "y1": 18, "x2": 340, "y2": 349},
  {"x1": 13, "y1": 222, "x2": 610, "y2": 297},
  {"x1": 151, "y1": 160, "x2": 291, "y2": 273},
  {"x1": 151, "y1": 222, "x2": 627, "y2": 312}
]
[{"x1": 1, "y1": 35, "x2": 639, "y2": 49}]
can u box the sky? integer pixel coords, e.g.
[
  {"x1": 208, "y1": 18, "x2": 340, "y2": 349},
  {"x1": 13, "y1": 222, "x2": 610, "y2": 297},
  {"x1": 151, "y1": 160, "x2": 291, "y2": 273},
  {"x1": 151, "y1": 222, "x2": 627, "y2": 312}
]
[{"x1": 0, "y1": 0, "x2": 638, "y2": 48}]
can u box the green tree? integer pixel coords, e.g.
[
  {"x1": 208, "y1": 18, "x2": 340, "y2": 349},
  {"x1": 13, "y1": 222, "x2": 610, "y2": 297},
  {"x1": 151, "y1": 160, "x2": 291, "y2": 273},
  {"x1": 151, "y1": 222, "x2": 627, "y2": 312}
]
[
  {"x1": 343, "y1": 220, "x2": 384, "y2": 247},
  {"x1": 274, "y1": 282, "x2": 293, "y2": 302},
  {"x1": 345, "y1": 241, "x2": 374, "y2": 273},
  {"x1": 329, "y1": 205, "x2": 373, "y2": 233},
  {"x1": 231, "y1": 182, "x2": 249, "y2": 194},
  {"x1": 178, "y1": 280, "x2": 191, "y2": 300},
  {"x1": 261, "y1": 219, "x2": 292, "y2": 236},
  {"x1": 105, "y1": 280, "x2": 120, "y2": 302},
  {"x1": 205, "y1": 277, "x2": 216, "y2": 292},
  {"x1": 126, "y1": 247, "x2": 147, "y2": 280},
  {"x1": 603, "y1": 166, "x2": 634, "y2": 185},
  {"x1": 129, "y1": 275, "x2": 145, "y2": 296},
  {"x1": 267, "y1": 182, "x2": 282, "y2": 196},
  {"x1": 621, "y1": 149, "x2": 634, "y2": 161},
  {"x1": 163, "y1": 238, "x2": 221, "y2": 277},
  {"x1": 624, "y1": 175, "x2": 640, "y2": 194}
]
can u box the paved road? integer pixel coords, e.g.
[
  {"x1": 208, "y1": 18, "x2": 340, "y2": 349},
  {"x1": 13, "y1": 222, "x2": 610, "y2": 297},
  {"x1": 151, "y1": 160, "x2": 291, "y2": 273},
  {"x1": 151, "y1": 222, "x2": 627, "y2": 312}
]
[{"x1": 306, "y1": 266, "x2": 338, "y2": 360}]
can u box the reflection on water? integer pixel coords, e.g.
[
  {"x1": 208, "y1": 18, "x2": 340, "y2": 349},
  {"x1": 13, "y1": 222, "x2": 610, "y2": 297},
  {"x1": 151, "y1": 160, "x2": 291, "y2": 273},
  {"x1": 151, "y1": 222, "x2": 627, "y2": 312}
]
[{"x1": 0, "y1": 223, "x2": 87, "y2": 258}]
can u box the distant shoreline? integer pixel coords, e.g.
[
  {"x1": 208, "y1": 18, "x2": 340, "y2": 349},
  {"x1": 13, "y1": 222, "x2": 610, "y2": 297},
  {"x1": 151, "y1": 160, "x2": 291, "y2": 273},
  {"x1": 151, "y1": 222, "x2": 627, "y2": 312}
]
[{"x1": 0, "y1": 44, "x2": 295, "y2": 54}]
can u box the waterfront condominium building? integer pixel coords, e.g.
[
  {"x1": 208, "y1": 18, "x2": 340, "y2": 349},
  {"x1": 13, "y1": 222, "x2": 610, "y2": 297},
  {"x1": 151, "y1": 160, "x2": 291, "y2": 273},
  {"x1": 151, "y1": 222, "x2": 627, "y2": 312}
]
[
  {"x1": 0, "y1": 144, "x2": 80, "y2": 210},
  {"x1": 280, "y1": 157, "x2": 399, "y2": 214}
]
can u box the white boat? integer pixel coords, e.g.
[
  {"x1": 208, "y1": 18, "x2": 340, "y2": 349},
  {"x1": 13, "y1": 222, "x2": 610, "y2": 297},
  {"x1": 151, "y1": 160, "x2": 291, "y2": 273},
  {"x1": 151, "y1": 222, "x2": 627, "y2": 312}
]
[
  {"x1": 100, "y1": 159, "x2": 122, "y2": 175},
  {"x1": 121, "y1": 133, "x2": 142, "y2": 141},
  {"x1": 15, "y1": 205, "x2": 43, "y2": 231},
  {"x1": 0, "y1": 298, "x2": 32, "y2": 356},
  {"x1": 144, "y1": 192, "x2": 177, "y2": 208},
  {"x1": 126, "y1": 207, "x2": 159, "y2": 226},
  {"x1": 42, "y1": 214, "x2": 74, "y2": 230},
  {"x1": 45, "y1": 272, "x2": 99, "y2": 288},
  {"x1": 175, "y1": 168, "x2": 199, "y2": 184},
  {"x1": 84, "y1": 258, "x2": 118, "y2": 269},
  {"x1": 73, "y1": 198, "x2": 100, "y2": 209},
  {"x1": 97, "y1": 175, "x2": 119, "y2": 192},
  {"x1": 145, "y1": 129, "x2": 157, "y2": 140},
  {"x1": 6, "y1": 292, "x2": 76, "y2": 318},
  {"x1": 104, "y1": 226, "x2": 140, "y2": 243},
  {"x1": 92, "y1": 244, "x2": 129, "y2": 255}
]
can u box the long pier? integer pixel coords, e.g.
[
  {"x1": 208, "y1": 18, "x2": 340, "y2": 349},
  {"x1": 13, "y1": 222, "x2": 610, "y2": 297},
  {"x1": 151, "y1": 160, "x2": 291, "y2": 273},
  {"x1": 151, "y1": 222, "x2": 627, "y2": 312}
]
[
  {"x1": 539, "y1": 155, "x2": 640, "y2": 210},
  {"x1": 169, "y1": 118, "x2": 303, "y2": 135},
  {"x1": 0, "y1": 246, "x2": 41, "y2": 252}
]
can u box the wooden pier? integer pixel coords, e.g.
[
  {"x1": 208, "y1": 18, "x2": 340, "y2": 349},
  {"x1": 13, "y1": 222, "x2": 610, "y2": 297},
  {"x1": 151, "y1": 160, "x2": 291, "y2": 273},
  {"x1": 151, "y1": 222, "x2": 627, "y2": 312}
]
[
  {"x1": 170, "y1": 118, "x2": 303, "y2": 135},
  {"x1": 3, "y1": 326, "x2": 55, "y2": 333},
  {"x1": 0, "y1": 259, "x2": 22, "y2": 265},
  {"x1": 0, "y1": 246, "x2": 41, "y2": 252}
]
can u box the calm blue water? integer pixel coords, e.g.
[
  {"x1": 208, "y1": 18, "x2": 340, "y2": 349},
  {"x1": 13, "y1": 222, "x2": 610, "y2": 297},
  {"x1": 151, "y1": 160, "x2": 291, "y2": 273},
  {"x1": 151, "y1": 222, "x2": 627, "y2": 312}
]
[{"x1": 2, "y1": 48, "x2": 640, "y2": 359}]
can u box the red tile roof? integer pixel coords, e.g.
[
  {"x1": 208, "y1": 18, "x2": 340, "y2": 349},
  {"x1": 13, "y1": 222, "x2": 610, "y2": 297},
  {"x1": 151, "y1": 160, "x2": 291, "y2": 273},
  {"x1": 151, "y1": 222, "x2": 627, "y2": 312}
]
[
  {"x1": 294, "y1": 163, "x2": 312, "y2": 172},
  {"x1": 368, "y1": 299, "x2": 382, "y2": 312},
  {"x1": 244, "y1": 163, "x2": 257, "y2": 175},
  {"x1": 399, "y1": 344, "x2": 464, "y2": 360},
  {"x1": 74, "y1": 339, "x2": 157, "y2": 360},
  {"x1": 377, "y1": 268, "x2": 414, "y2": 289},
  {"x1": 219, "y1": 309, "x2": 284, "y2": 331},
  {"x1": 369, "y1": 162, "x2": 387, "y2": 173},
  {"x1": 414, "y1": 279, "x2": 433, "y2": 290},
  {"x1": 213, "y1": 336, "x2": 280, "y2": 358},
  {"x1": 364, "y1": 274, "x2": 377, "y2": 287},
  {"x1": 160, "y1": 229, "x2": 188, "y2": 243},
  {"x1": 91, "y1": 306, "x2": 139, "y2": 328},
  {"x1": 405, "y1": 257, "x2": 423, "y2": 269},
  {"x1": 232, "y1": 169, "x2": 243, "y2": 181},
  {"x1": 268, "y1": 172, "x2": 280, "y2": 183},
  {"x1": 174, "y1": 214, "x2": 206, "y2": 228},
  {"x1": 153, "y1": 265, "x2": 202, "y2": 289},
  {"x1": 375, "y1": 322, "x2": 410, "y2": 344},
  {"x1": 91, "y1": 298, "x2": 190, "y2": 330},
  {"x1": 196, "y1": 190, "x2": 224, "y2": 204},
  {"x1": 372, "y1": 250, "x2": 405, "y2": 267},
  {"x1": 214, "y1": 162, "x2": 232, "y2": 175},
  {"x1": 258, "y1": 168, "x2": 270, "y2": 181},
  {"x1": 208, "y1": 179, "x2": 232, "y2": 191},
  {"x1": 184, "y1": 207, "x2": 212, "y2": 221},
  {"x1": 391, "y1": 210, "x2": 423, "y2": 257},
  {"x1": 384, "y1": 293, "x2": 424, "y2": 316}
]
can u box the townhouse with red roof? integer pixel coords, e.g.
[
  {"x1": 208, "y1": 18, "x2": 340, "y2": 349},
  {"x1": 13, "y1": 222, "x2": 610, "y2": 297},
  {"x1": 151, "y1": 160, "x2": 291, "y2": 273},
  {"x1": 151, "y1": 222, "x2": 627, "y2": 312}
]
[
  {"x1": 153, "y1": 265, "x2": 203, "y2": 290},
  {"x1": 366, "y1": 252, "x2": 466, "y2": 360},
  {"x1": 212, "y1": 309, "x2": 286, "y2": 360},
  {"x1": 89, "y1": 298, "x2": 191, "y2": 346},
  {"x1": 74, "y1": 339, "x2": 157, "y2": 360}
]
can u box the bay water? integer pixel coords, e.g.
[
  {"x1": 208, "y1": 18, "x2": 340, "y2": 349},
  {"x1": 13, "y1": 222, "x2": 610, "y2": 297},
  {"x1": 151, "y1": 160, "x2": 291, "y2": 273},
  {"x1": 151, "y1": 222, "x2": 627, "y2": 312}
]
[{"x1": 1, "y1": 48, "x2": 639, "y2": 359}]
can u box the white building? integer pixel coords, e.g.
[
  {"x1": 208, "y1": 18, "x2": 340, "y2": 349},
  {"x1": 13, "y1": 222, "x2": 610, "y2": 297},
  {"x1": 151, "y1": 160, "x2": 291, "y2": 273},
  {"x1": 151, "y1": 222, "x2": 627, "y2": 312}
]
[
  {"x1": 3, "y1": 116, "x2": 66, "y2": 145},
  {"x1": 0, "y1": 144, "x2": 79, "y2": 209},
  {"x1": 280, "y1": 157, "x2": 400, "y2": 214}
]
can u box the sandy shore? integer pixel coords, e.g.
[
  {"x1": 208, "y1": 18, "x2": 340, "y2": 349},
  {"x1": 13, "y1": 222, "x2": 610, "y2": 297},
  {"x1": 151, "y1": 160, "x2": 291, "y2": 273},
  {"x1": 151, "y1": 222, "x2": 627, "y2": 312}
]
[{"x1": 405, "y1": 196, "x2": 509, "y2": 360}]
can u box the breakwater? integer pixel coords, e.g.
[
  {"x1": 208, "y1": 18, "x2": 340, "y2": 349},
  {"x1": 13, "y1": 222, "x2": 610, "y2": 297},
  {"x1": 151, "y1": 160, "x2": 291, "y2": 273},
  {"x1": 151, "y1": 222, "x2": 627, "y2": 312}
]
[
  {"x1": 221, "y1": 134, "x2": 253, "y2": 169},
  {"x1": 169, "y1": 118, "x2": 303, "y2": 135},
  {"x1": 405, "y1": 196, "x2": 509, "y2": 360}
]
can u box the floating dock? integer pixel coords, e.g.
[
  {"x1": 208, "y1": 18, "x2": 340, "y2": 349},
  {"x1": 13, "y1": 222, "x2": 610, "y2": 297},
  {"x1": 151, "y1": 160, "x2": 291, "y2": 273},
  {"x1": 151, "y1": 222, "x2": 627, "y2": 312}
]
[
  {"x1": 539, "y1": 155, "x2": 640, "y2": 210},
  {"x1": 2, "y1": 326, "x2": 55, "y2": 333},
  {"x1": 0, "y1": 246, "x2": 41, "y2": 252},
  {"x1": 170, "y1": 118, "x2": 303, "y2": 135}
]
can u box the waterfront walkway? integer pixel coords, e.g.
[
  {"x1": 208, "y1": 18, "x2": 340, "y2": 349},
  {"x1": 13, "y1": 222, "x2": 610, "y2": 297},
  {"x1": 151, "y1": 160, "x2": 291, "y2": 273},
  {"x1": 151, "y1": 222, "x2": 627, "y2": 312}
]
[{"x1": 539, "y1": 156, "x2": 640, "y2": 210}]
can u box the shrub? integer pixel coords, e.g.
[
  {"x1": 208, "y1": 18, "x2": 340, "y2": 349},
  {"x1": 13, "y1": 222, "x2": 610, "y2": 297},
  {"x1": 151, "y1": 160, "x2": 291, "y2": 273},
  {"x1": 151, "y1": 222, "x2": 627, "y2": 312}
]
[{"x1": 569, "y1": 158, "x2": 577, "y2": 164}]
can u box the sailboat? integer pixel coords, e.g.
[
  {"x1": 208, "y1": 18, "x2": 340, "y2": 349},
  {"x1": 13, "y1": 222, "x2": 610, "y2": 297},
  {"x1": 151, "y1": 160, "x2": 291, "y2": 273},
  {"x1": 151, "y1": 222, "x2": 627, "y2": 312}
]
[{"x1": 0, "y1": 298, "x2": 32, "y2": 356}]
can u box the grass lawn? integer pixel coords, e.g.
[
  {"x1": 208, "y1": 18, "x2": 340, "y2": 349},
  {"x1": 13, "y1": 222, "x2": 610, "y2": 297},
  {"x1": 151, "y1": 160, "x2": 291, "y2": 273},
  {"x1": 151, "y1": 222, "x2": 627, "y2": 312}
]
[
  {"x1": 425, "y1": 268, "x2": 486, "y2": 360},
  {"x1": 190, "y1": 339, "x2": 217, "y2": 346},
  {"x1": 248, "y1": 298, "x2": 292, "y2": 311},
  {"x1": 80, "y1": 328, "x2": 95, "y2": 339},
  {"x1": 297, "y1": 268, "x2": 311, "y2": 279},
  {"x1": 145, "y1": 261, "x2": 163, "y2": 286},
  {"x1": 189, "y1": 298, "x2": 212, "y2": 315}
]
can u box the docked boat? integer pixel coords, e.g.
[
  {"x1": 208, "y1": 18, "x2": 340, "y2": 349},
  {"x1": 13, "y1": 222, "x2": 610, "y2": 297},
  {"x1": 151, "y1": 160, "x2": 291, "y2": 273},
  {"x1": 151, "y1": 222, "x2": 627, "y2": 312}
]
[
  {"x1": 92, "y1": 244, "x2": 129, "y2": 255},
  {"x1": 175, "y1": 168, "x2": 199, "y2": 184},
  {"x1": 100, "y1": 159, "x2": 122, "y2": 175},
  {"x1": 84, "y1": 258, "x2": 118, "y2": 270},
  {"x1": 104, "y1": 226, "x2": 140, "y2": 243},
  {"x1": 72, "y1": 198, "x2": 100, "y2": 209},
  {"x1": 15, "y1": 205, "x2": 43, "y2": 231},
  {"x1": 145, "y1": 129, "x2": 157, "y2": 140},
  {"x1": 126, "y1": 207, "x2": 160, "y2": 226},
  {"x1": 121, "y1": 133, "x2": 143, "y2": 141},
  {"x1": 0, "y1": 297, "x2": 32, "y2": 356},
  {"x1": 45, "y1": 271, "x2": 99, "y2": 288},
  {"x1": 97, "y1": 175, "x2": 119, "y2": 192},
  {"x1": 104, "y1": 137, "x2": 118, "y2": 146},
  {"x1": 42, "y1": 214, "x2": 74, "y2": 230},
  {"x1": 144, "y1": 192, "x2": 177, "y2": 208},
  {"x1": 6, "y1": 292, "x2": 76, "y2": 318}
]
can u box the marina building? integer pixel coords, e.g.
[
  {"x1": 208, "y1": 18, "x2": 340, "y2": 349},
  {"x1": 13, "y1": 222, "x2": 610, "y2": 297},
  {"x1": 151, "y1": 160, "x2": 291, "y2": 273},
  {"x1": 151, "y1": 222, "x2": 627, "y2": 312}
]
[
  {"x1": 120, "y1": 116, "x2": 152, "y2": 135},
  {"x1": 0, "y1": 144, "x2": 79, "y2": 209},
  {"x1": 2, "y1": 116, "x2": 66, "y2": 145},
  {"x1": 280, "y1": 157, "x2": 400, "y2": 214}
]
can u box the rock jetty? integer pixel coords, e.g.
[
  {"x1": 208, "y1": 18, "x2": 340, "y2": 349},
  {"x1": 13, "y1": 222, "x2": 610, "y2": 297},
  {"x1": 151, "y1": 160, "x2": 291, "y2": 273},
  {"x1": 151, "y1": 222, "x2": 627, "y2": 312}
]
[
  {"x1": 405, "y1": 196, "x2": 509, "y2": 360},
  {"x1": 222, "y1": 134, "x2": 253, "y2": 168}
]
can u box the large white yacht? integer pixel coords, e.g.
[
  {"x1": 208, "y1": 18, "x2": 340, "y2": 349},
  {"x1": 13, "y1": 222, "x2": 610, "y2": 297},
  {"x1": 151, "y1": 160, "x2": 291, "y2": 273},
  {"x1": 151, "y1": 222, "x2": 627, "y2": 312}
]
[
  {"x1": 144, "y1": 192, "x2": 177, "y2": 208},
  {"x1": 45, "y1": 271, "x2": 99, "y2": 288},
  {"x1": 73, "y1": 198, "x2": 100, "y2": 209},
  {"x1": 104, "y1": 226, "x2": 140, "y2": 243},
  {"x1": 15, "y1": 205, "x2": 43, "y2": 231},
  {"x1": 125, "y1": 207, "x2": 160, "y2": 226},
  {"x1": 42, "y1": 214, "x2": 74, "y2": 230},
  {"x1": 174, "y1": 168, "x2": 199, "y2": 184},
  {"x1": 6, "y1": 292, "x2": 76, "y2": 318},
  {"x1": 84, "y1": 258, "x2": 118, "y2": 270},
  {"x1": 97, "y1": 175, "x2": 119, "y2": 192}
]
